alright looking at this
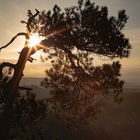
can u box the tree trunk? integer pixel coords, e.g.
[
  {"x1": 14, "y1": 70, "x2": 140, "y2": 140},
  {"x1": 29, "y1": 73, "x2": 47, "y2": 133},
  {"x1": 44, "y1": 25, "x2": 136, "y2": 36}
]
[{"x1": 0, "y1": 47, "x2": 30, "y2": 140}]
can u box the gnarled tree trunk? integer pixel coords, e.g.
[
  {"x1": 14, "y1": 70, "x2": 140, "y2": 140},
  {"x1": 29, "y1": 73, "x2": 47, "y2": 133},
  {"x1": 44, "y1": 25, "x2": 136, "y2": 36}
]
[{"x1": 0, "y1": 47, "x2": 31, "y2": 140}]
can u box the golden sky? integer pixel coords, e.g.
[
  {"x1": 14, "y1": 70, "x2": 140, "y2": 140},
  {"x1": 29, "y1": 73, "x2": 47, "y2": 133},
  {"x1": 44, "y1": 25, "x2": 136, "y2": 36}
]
[{"x1": 0, "y1": 0, "x2": 140, "y2": 85}]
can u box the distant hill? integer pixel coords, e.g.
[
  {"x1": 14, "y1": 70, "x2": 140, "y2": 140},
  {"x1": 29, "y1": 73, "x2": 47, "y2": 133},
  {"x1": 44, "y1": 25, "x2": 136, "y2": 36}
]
[
  {"x1": 20, "y1": 77, "x2": 140, "y2": 90},
  {"x1": 20, "y1": 77, "x2": 43, "y2": 86}
]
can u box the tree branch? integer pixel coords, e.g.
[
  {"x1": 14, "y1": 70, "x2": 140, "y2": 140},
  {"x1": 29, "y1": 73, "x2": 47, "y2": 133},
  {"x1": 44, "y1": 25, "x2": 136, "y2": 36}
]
[
  {"x1": 19, "y1": 86, "x2": 32, "y2": 91},
  {"x1": 27, "y1": 9, "x2": 40, "y2": 32},
  {"x1": 0, "y1": 32, "x2": 27, "y2": 51},
  {"x1": 39, "y1": 38, "x2": 86, "y2": 70}
]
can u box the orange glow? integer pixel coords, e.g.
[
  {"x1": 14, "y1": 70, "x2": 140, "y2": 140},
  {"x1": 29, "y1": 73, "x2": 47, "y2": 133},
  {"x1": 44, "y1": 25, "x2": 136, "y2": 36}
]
[{"x1": 28, "y1": 33, "x2": 43, "y2": 48}]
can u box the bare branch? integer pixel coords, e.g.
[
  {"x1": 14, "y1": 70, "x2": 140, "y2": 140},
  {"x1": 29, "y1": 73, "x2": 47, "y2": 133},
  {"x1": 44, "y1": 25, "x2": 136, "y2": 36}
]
[
  {"x1": 20, "y1": 20, "x2": 27, "y2": 24},
  {"x1": 0, "y1": 62, "x2": 15, "y2": 79},
  {"x1": 19, "y1": 86, "x2": 32, "y2": 91},
  {"x1": 0, "y1": 32, "x2": 27, "y2": 51},
  {"x1": 27, "y1": 9, "x2": 40, "y2": 32}
]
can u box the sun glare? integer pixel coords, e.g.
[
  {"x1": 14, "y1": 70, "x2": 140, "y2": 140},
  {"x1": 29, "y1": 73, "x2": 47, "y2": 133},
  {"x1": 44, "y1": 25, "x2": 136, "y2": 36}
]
[{"x1": 28, "y1": 33, "x2": 42, "y2": 48}]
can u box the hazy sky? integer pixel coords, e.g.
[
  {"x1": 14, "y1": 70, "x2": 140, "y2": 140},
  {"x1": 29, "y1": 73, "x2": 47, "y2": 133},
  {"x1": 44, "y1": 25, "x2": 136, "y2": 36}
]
[{"x1": 0, "y1": 0, "x2": 140, "y2": 85}]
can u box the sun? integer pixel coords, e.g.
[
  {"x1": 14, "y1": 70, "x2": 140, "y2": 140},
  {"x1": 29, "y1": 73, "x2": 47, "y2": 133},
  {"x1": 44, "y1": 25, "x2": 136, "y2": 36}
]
[{"x1": 28, "y1": 33, "x2": 42, "y2": 48}]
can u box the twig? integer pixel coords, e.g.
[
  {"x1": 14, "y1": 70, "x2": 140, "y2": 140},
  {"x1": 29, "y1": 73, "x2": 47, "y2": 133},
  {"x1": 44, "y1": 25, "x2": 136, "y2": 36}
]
[
  {"x1": 19, "y1": 86, "x2": 32, "y2": 91},
  {"x1": 27, "y1": 9, "x2": 40, "y2": 32}
]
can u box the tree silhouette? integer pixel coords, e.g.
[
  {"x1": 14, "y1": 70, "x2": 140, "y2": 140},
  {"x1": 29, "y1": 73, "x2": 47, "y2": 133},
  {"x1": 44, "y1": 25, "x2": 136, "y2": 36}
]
[
  {"x1": 37, "y1": 0, "x2": 130, "y2": 128},
  {"x1": 41, "y1": 50, "x2": 124, "y2": 128},
  {"x1": 0, "y1": 0, "x2": 131, "y2": 139},
  {"x1": 0, "y1": 9, "x2": 45, "y2": 139}
]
